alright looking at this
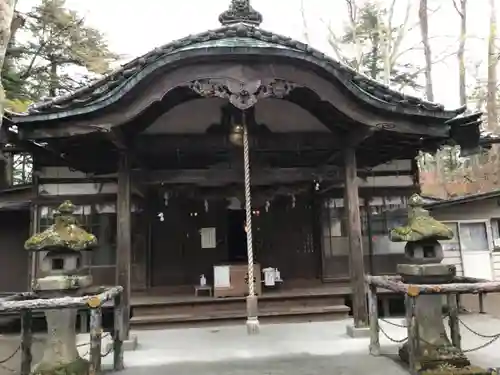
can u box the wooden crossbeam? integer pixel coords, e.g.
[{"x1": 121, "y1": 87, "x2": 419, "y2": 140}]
[{"x1": 140, "y1": 166, "x2": 342, "y2": 186}]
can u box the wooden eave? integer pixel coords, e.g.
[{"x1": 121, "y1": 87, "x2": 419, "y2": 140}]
[
  {"x1": 8, "y1": 24, "x2": 465, "y2": 130},
  {"x1": 2, "y1": 24, "x2": 488, "y2": 170}
]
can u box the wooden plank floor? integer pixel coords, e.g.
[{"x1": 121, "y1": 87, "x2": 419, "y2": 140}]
[{"x1": 130, "y1": 282, "x2": 397, "y2": 307}]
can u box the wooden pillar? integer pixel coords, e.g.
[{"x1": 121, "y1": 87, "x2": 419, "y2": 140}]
[
  {"x1": 116, "y1": 153, "x2": 131, "y2": 339},
  {"x1": 28, "y1": 165, "x2": 40, "y2": 290},
  {"x1": 89, "y1": 307, "x2": 102, "y2": 374},
  {"x1": 344, "y1": 146, "x2": 368, "y2": 327},
  {"x1": 364, "y1": 197, "x2": 375, "y2": 275},
  {"x1": 113, "y1": 292, "x2": 125, "y2": 371},
  {"x1": 478, "y1": 292, "x2": 486, "y2": 313},
  {"x1": 368, "y1": 284, "x2": 380, "y2": 356},
  {"x1": 405, "y1": 295, "x2": 419, "y2": 375},
  {"x1": 20, "y1": 310, "x2": 32, "y2": 375},
  {"x1": 447, "y1": 293, "x2": 461, "y2": 349}
]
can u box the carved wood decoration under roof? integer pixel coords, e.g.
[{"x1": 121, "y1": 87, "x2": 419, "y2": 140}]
[
  {"x1": 189, "y1": 79, "x2": 296, "y2": 110},
  {"x1": 219, "y1": 0, "x2": 263, "y2": 26}
]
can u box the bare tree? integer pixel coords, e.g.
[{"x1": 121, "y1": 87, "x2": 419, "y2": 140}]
[
  {"x1": 419, "y1": 0, "x2": 434, "y2": 101},
  {"x1": 380, "y1": 0, "x2": 412, "y2": 85},
  {"x1": 487, "y1": 0, "x2": 498, "y2": 130},
  {"x1": 322, "y1": 0, "x2": 414, "y2": 86},
  {"x1": 300, "y1": 0, "x2": 311, "y2": 45},
  {"x1": 452, "y1": 0, "x2": 467, "y2": 106}
]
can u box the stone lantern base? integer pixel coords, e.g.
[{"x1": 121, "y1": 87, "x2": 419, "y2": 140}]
[
  {"x1": 398, "y1": 263, "x2": 472, "y2": 371},
  {"x1": 32, "y1": 275, "x2": 92, "y2": 375},
  {"x1": 32, "y1": 308, "x2": 89, "y2": 375}
]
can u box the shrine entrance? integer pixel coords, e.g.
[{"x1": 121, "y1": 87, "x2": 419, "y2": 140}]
[{"x1": 227, "y1": 208, "x2": 247, "y2": 262}]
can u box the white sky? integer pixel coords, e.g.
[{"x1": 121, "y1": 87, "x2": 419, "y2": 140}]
[{"x1": 16, "y1": 0, "x2": 498, "y2": 108}]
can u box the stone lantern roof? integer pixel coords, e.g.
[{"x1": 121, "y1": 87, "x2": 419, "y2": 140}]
[
  {"x1": 24, "y1": 200, "x2": 97, "y2": 252},
  {"x1": 389, "y1": 194, "x2": 454, "y2": 243}
]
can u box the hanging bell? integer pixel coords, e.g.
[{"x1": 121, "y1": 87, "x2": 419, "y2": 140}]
[{"x1": 229, "y1": 124, "x2": 244, "y2": 146}]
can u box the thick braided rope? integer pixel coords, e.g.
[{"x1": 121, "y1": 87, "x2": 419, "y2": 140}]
[{"x1": 242, "y1": 122, "x2": 254, "y2": 297}]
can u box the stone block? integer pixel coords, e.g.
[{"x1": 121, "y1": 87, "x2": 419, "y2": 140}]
[
  {"x1": 106, "y1": 334, "x2": 139, "y2": 352},
  {"x1": 346, "y1": 324, "x2": 370, "y2": 338},
  {"x1": 35, "y1": 275, "x2": 92, "y2": 291},
  {"x1": 398, "y1": 263, "x2": 455, "y2": 284}
]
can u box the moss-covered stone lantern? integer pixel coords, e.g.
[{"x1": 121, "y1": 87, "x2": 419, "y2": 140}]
[
  {"x1": 25, "y1": 200, "x2": 97, "y2": 375},
  {"x1": 390, "y1": 194, "x2": 469, "y2": 370}
]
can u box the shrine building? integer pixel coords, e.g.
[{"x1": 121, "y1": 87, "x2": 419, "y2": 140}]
[{"x1": 1, "y1": 0, "x2": 486, "y2": 332}]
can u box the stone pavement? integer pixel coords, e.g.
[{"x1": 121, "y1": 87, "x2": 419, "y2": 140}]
[
  {"x1": 92, "y1": 314, "x2": 500, "y2": 375},
  {"x1": 0, "y1": 314, "x2": 500, "y2": 375}
]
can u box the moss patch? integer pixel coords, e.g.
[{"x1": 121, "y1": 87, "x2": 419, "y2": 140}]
[
  {"x1": 25, "y1": 200, "x2": 97, "y2": 252},
  {"x1": 389, "y1": 194, "x2": 454, "y2": 243},
  {"x1": 31, "y1": 356, "x2": 90, "y2": 375},
  {"x1": 421, "y1": 365, "x2": 490, "y2": 375}
]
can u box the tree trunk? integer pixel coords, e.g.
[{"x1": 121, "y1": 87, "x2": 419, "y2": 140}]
[
  {"x1": 456, "y1": 0, "x2": 467, "y2": 106},
  {"x1": 0, "y1": 0, "x2": 14, "y2": 72},
  {"x1": 0, "y1": 0, "x2": 14, "y2": 97},
  {"x1": 49, "y1": 60, "x2": 57, "y2": 97},
  {"x1": 487, "y1": 0, "x2": 498, "y2": 130},
  {"x1": 0, "y1": 0, "x2": 16, "y2": 189},
  {"x1": 419, "y1": 0, "x2": 434, "y2": 101},
  {"x1": 370, "y1": 31, "x2": 379, "y2": 79}
]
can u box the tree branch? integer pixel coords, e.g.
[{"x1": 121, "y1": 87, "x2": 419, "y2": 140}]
[
  {"x1": 300, "y1": 0, "x2": 311, "y2": 44},
  {"x1": 390, "y1": 0, "x2": 412, "y2": 67},
  {"x1": 20, "y1": 15, "x2": 85, "y2": 79},
  {"x1": 452, "y1": 0, "x2": 464, "y2": 17}
]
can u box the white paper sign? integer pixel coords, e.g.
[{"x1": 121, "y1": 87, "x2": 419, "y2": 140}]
[
  {"x1": 200, "y1": 227, "x2": 216, "y2": 249},
  {"x1": 213, "y1": 265, "x2": 230, "y2": 288}
]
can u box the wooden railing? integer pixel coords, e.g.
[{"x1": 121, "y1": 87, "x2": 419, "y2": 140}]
[{"x1": 0, "y1": 286, "x2": 124, "y2": 375}]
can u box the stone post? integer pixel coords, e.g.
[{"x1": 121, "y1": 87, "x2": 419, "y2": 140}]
[
  {"x1": 25, "y1": 201, "x2": 98, "y2": 375},
  {"x1": 389, "y1": 194, "x2": 469, "y2": 370}
]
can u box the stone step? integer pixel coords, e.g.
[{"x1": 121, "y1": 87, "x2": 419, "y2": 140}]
[
  {"x1": 133, "y1": 295, "x2": 346, "y2": 317},
  {"x1": 130, "y1": 305, "x2": 350, "y2": 328}
]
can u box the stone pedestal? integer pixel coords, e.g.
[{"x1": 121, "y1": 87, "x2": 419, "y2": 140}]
[
  {"x1": 32, "y1": 309, "x2": 89, "y2": 375},
  {"x1": 346, "y1": 324, "x2": 370, "y2": 338},
  {"x1": 32, "y1": 275, "x2": 92, "y2": 375},
  {"x1": 398, "y1": 264, "x2": 470, "y2": 369},
  {"x1": 246, "y1": 295, "x2": 260, "y2": 335}
]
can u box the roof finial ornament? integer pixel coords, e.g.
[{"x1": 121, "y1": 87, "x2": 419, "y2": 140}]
[{"x1": 219, "y1": 0, "x2": 263, "y2": 27}]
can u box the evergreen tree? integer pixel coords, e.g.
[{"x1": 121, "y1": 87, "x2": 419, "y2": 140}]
[
  {"x1": 338, "y1": 1, "x2": 421, "y2": 89},
  {"x1": 3, "y1": 0, "x2": 120, "y2": 100}
]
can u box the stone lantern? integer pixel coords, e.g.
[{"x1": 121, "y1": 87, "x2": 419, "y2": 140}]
[
  {"x1": 25, "y1": 200, "x2": 97, "y2": 375},
  {"x1": 389, "y1": 194, "x2": 470, "y2": 369}
]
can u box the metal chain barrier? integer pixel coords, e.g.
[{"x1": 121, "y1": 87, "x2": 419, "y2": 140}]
[
  {"x1": 0, "y1": 345, "x2": 20, "y2": 364},
  {"x1": 379, "y1": 317, "x2": 407, "y2": 328},
  {"x1": 0, "y1": 332, "x2": 114, "y2": 374},
  {"x1": 379, "y1": 314, "x2": 500, "y2": 353},
  {"x1": 410, "y1": 315, "x2": 500, "y2": 353},
  {"x1": 0, "y1": 345, "x2": 21, "y2": 373},
  {"x1": 462, "y1": 336, "x2": 500, "y2": 353},
  {"x1": 378, "y1": 319, "x2": 408, "y2": 343},
  {"x1": 456, "y1": 316, "x2": 500, "y2": 353},
  {"x1": 78, "y1": 332, "x2": 112, "y2": 357},
  {"x1": 457, "y1": 316, "x2": 500, "y2": 339}
]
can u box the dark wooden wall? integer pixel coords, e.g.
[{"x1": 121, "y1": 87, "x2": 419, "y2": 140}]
[
  {"x1": 150, "y1": 197, "x2": 228, "y2": 287},
  {"x1": 322, "y1": 253, "x2": 405, "y2": 281},
  {"x1": 254, "y1": 196, "x2": 320, "y2": 281},
  {"x1": 0, "y1": 210, "x2": 30, "y2": 292},
  {"x1": 149, "y1": 194, "x2": 320, "y2": 288}
]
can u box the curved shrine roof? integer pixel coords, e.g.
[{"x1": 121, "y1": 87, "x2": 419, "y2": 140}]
[{"x1": 12, "y1": 3, "x2": 466, "y2": 123}]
